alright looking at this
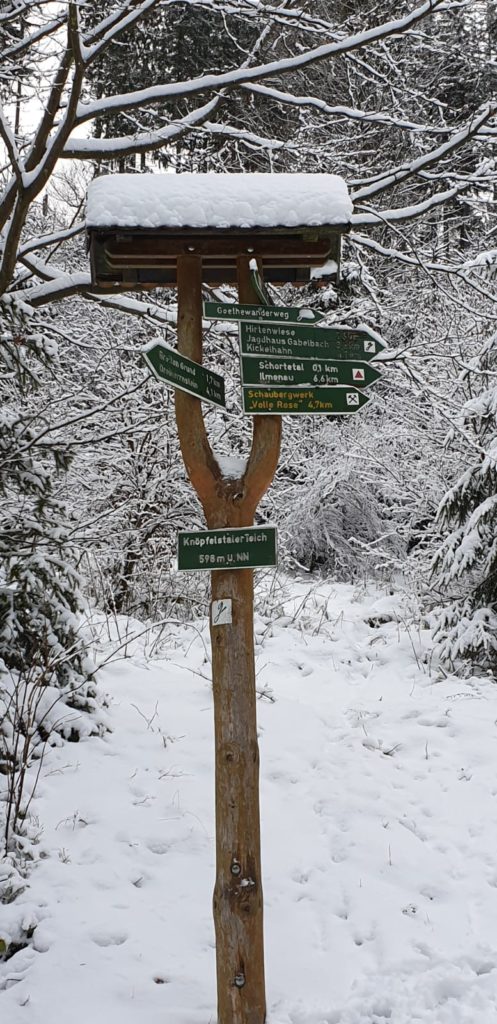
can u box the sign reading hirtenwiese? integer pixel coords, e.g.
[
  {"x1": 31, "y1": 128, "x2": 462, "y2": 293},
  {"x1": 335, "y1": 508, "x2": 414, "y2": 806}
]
[{"x1": 239, "y1": 321, "x2": 385, "y2": 362}]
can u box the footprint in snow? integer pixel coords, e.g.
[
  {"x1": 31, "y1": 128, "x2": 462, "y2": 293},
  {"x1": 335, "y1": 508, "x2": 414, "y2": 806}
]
[
  {"x1": 90, "y1": 931, "x2": 128, "y2": 947},
  {"x1": 146, "y1": 838, "x2": 170, "y2": 855}
]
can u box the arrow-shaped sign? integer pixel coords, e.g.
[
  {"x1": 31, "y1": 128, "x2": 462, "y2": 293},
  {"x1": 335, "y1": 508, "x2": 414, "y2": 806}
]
[
  {"x1": 240, "y1": 355, "x2": 382, "y2": 389},
  {"x1": 239, "y1": 321, "x2": 385, "y2": 362},
  {"x1": 203, "y1": 301, "x2": 325, "y2": 325},
  {"x1": 242, "y1": 386, "x2": 370, "y2": 416},
  {"x1": 142, "y1": 341, "x2": 225, "y2": 408}
]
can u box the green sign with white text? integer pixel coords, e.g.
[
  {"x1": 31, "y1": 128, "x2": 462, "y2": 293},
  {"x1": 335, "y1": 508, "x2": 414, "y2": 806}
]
[
  {"x1": 142, "y1": 342, "x2": 225, "y2": 408},
  {"x1": 241, "y1": 355, "x2": 382, "y2": 389},
  {"x1": 242, "y1": 386, "x2": 370, "y2": 415},
  {"x1": 203, "y1": 301, "x2": 325, "y2": 325},
  {"x1": 240, "y1": 321, "x2": 384, "y2": 362},
  {"x1": 178, "y1": 526, "x2": 277, "y2": 571}
]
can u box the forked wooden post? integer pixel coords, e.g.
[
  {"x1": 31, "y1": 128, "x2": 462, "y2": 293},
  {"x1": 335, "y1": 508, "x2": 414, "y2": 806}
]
[
  {"x1": 86, "y1": 171, "x2": 352, "y2": 1024},
  {"x1": 174, "y1": 253, "x2": 281, "y2": 1024}
]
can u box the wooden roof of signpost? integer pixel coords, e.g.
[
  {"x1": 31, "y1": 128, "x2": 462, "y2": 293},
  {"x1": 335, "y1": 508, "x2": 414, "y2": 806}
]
[{"x1": 86, "y1": 173, "x2": 352, "y2": 287}]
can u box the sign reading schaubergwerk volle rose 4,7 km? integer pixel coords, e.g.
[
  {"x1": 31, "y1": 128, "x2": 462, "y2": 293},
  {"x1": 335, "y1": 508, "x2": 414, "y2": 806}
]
[{"x1": 243, "y1": 385, "x2": 370, "y2": 415}]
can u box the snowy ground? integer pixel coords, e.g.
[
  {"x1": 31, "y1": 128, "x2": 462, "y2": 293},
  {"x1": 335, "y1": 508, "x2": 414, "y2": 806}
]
[{"x1": 3, "y1": 577, "x2": 497, "y2": 1023}]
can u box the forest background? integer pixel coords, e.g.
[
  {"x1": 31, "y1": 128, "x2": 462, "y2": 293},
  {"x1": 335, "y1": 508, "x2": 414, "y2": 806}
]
[{"x1": 1, "y1": 0, "x2": 497, "y2": 862}]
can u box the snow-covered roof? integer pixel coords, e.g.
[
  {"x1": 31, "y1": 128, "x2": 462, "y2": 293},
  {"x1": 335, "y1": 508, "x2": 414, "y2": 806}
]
[{"x1": 86, "y1": 173, "x2": 352, "y2": 231}]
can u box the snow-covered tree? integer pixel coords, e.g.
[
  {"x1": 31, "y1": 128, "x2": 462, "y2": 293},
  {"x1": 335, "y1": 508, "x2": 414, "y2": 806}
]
[
  {"x1": 0, "y1": 296, "x2": 105, "y2": 858},
  {"x1": 431, "y1": 332, "x2": 497, "y2": 672}
]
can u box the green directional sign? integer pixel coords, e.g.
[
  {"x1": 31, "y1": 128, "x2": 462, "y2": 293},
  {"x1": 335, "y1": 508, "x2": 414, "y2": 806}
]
[
  {"x1": 240, "y1": 321, "x2": 385, "y2": 362},
  {"x1": 178, "y1": 526, "x2": 277, "y2": 571},
  {"x1": 242, "y1": 386, "x2": 370, "y2": 416},
  {"x1": 240, "y1": 355, "x2": 382, "y2": 389},
  {"x1": 142, "y1": 341, "x2": 225, "y2": 408},
  {"x1": 203, "y1": 301, "x2": 325, "y2": 325}
]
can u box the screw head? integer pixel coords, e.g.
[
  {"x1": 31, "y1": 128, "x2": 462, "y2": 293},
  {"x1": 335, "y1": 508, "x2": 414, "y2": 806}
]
[
  {"x1": 230, "y1": 860, "x2": 241, "y2": 876},
  {"x1": 234, "y1": 973, "x2": 245, "y2": 988}
]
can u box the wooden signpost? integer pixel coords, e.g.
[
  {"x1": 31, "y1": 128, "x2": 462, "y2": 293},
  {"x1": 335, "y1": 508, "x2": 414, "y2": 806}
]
[
  {"x1": 175, "y1": 254, "x2": 278, "y2": 1024},
  {"x1": 86, "y1": 172, "x2": 383, "y2": 1024}
]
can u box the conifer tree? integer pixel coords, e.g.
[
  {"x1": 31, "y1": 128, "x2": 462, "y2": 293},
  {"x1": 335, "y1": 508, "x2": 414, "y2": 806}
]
[
  {"x1": 0, "y1": 297, "x2": 100, "y2": 778},
  {"x1": 82, "y1": 1, "x2": 270, "y2": 171},
  {"x1": 431, "y1": 332, "x2": 497, "y2": 672}
]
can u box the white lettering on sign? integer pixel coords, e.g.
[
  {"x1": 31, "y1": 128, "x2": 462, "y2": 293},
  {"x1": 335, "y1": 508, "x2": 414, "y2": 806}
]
[
  {"x1": 183, "y1": 531, "x2": 268, "y2": 548},
  {"x1": 212, "y1": 599, "x2": 232, "y2": 625}
]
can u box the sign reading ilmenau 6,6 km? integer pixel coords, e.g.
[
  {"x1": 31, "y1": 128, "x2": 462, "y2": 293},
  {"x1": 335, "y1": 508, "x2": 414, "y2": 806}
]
[
  {"x1": 240, "y1": 321, "x2": 385, "y2": 362},
  {"x1": 178, "y1": 526, "x2": 277, "y2": 571},
  {"x1": 142, "y1": 341, "x2": 225, "y2": 408},
  {"x1": 241, "y1": 355, "x2": 382, "y2": 389},
  {"x1": 203, "y1": 301, "x2": 325, "y2": 325},
  {"x1": 243, "y1": 386, "x2": 370, "y2": 415}
]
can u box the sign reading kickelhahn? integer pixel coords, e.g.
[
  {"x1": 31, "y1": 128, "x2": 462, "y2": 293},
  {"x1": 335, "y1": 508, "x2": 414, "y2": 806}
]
[{"x1": 178, "y1": 526, "x2": 277, "y2": 571}]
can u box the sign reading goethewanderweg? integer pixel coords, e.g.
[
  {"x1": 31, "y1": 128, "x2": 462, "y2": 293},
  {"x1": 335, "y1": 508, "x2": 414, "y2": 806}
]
[
  {"x1": 178, "y1": 526, "x2": 278, "y2": 571},
  {"x1": 142, "y1": 341, "x2": 225, "y2": 408},
  {"x1": 203, "y1": 301, "x2": 325, "y2": 325},
  {"x1": 241, "y1": 355, "x2": 381, "y2": 389},
  {"x1": 243, "y1": 386, "x2": 370, "y2": 415},
  {"x1": 240, "y1": 321, "x2": 385, "y2": 362}
]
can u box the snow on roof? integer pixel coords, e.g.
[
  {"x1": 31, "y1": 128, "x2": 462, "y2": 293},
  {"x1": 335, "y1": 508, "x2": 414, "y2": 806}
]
[{"x1": 86, "y1": 173, "x2": 352, "y2": 231}]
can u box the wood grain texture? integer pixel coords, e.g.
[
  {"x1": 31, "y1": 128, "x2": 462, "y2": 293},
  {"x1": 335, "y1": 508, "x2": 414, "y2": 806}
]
[{"x1": 174, "y1": 253, "x2": 282, "y2": 1024}]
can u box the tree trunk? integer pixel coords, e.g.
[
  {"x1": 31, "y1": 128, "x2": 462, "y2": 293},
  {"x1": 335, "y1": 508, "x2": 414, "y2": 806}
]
[
  {"x1": 210, "y1": 561, "x2": 265, "y2": 1024},
  {"x1": 174, "y1": 253, "x2": 281, "y2": 1024}
]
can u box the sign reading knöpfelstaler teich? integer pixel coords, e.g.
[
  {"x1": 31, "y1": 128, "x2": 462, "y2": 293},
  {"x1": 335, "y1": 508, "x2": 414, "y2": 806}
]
[{"x1": 178, "y1": 526, "x2": 277, "y2": 571}]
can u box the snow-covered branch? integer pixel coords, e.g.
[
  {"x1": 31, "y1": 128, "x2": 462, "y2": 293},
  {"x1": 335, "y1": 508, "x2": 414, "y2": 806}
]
[
  {"x1": 63, "y1": 97, "x2": 222, "y2": 159},
  {"x1": 243, "y1": 82, "x2": 453, "y2": 138},
  {"x1": 71, "y1": 0, "x2": 447, "y2": 132},
  {"x1": 352, "y1": 105, "x2": 496, "y2": 202}
]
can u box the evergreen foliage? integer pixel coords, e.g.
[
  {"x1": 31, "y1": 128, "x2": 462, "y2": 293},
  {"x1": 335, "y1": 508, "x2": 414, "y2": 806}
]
[
  {"x1": 0, "y1": 299, "x2": 100, "y2": 763},
  {"x1": 432, "y1": 332, "x2": 497, "y2": 672},
  {"x1": 82, "y1": 2, "x2": 273, "y2": 170}
]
